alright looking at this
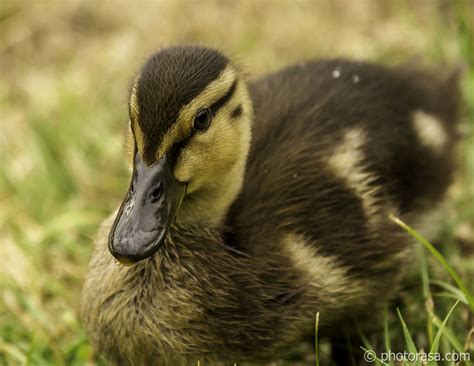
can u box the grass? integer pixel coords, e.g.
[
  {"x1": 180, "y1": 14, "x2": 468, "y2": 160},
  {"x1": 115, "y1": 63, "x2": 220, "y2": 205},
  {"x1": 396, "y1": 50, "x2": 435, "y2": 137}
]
[
  {"x1": 353, "y1": 215, "x2": 474, "y2": 366},
  {"x1": 0, "y1": 1, "x2": 473, "y2": 365}
]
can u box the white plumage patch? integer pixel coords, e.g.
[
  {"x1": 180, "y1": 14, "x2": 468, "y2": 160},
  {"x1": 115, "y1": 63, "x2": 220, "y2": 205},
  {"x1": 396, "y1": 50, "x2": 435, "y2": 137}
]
[
  {"x1": 326, "y1": 128, "x2": 380, "y2": 222},
  {"x1": 412, "y1": 110, "x2": 448, "y2": 153},
  {"x1": 283, "y1": 234, "x2": 369, "y2": 304}
]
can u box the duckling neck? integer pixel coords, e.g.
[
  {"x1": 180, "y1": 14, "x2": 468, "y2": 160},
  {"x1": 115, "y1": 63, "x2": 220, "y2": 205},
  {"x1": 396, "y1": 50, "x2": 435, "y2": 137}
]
[{"x1": 175, "y1": 157, "x2": 247, "y2": 228}]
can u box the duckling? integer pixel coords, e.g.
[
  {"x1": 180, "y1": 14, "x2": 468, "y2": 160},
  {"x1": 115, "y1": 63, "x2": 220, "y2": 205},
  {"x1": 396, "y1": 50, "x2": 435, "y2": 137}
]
[{"x1": 81, "y1": 46, "x2": 460, "y2": 365}]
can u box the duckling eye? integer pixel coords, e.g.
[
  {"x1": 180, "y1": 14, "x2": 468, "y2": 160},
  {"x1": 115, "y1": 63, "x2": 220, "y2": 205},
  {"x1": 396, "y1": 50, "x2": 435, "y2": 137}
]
[{"x1": 193, "y1": 108, "x2": 212, "y2": 131}]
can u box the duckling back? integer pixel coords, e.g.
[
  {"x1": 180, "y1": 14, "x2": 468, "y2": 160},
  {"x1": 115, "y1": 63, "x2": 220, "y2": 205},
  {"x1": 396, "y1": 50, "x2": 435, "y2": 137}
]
[{"x1": 230, "y1": 59, "x2": 460, "y2": 250}]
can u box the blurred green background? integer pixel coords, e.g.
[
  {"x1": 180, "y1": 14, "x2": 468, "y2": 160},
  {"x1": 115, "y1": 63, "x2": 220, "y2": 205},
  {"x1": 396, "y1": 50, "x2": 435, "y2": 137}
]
[{"x1": 0, "y1": 1, "x2": 473, "y2": 365}]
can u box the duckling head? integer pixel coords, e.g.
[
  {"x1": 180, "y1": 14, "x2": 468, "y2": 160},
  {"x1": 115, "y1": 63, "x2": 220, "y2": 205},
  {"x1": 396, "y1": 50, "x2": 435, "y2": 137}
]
[{"x1": 109, "y1": 46, "x2": 252, "y2": 264}]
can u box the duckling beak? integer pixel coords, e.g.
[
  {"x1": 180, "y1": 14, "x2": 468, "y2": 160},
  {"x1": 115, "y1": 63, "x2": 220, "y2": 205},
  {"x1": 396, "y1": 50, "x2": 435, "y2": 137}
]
[{"x1": 108, "y1": 153, "x2": 186, "y2": 264}]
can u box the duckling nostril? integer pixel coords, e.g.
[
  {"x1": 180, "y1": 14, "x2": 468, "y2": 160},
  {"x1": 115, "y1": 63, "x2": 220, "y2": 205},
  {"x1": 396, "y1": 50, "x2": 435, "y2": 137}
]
[{"x1": 123, "y1": 197, "x2": 134, "y2": 217}]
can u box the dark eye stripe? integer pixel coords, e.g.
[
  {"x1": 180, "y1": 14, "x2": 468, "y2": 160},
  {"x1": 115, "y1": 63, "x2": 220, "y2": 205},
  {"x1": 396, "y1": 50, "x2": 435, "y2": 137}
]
[
  {"x1": 210, "y1": 80, "x2": 238, "y2": 116},
  {"x1": 167, "y1": 134, "x2": 194, "y2": 170}
]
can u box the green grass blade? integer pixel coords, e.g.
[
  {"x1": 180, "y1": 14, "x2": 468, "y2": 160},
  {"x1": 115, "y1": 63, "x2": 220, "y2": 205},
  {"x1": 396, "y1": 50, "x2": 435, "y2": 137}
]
[
  {"x1": 396, "y1": 308, "x2": 421, "y2": 366},
  {"x1": 431, "y1": 280, "x2": 469, "y2": 305},
  {"x1": 429, "y1": 299, "x2": 460, "y2": 355},
  {"x1": 390, "y1": 214, "x2": 474, "y2": 312},
  {"x1": 383, "y1": 306, "x2": 391, "y2": 354},
  {"x1": 431, "y1": 314, "x2": 465, "y2": 353},
  {"x1": 417, "y1": 243, "x2": 434, "y2": 345}
]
